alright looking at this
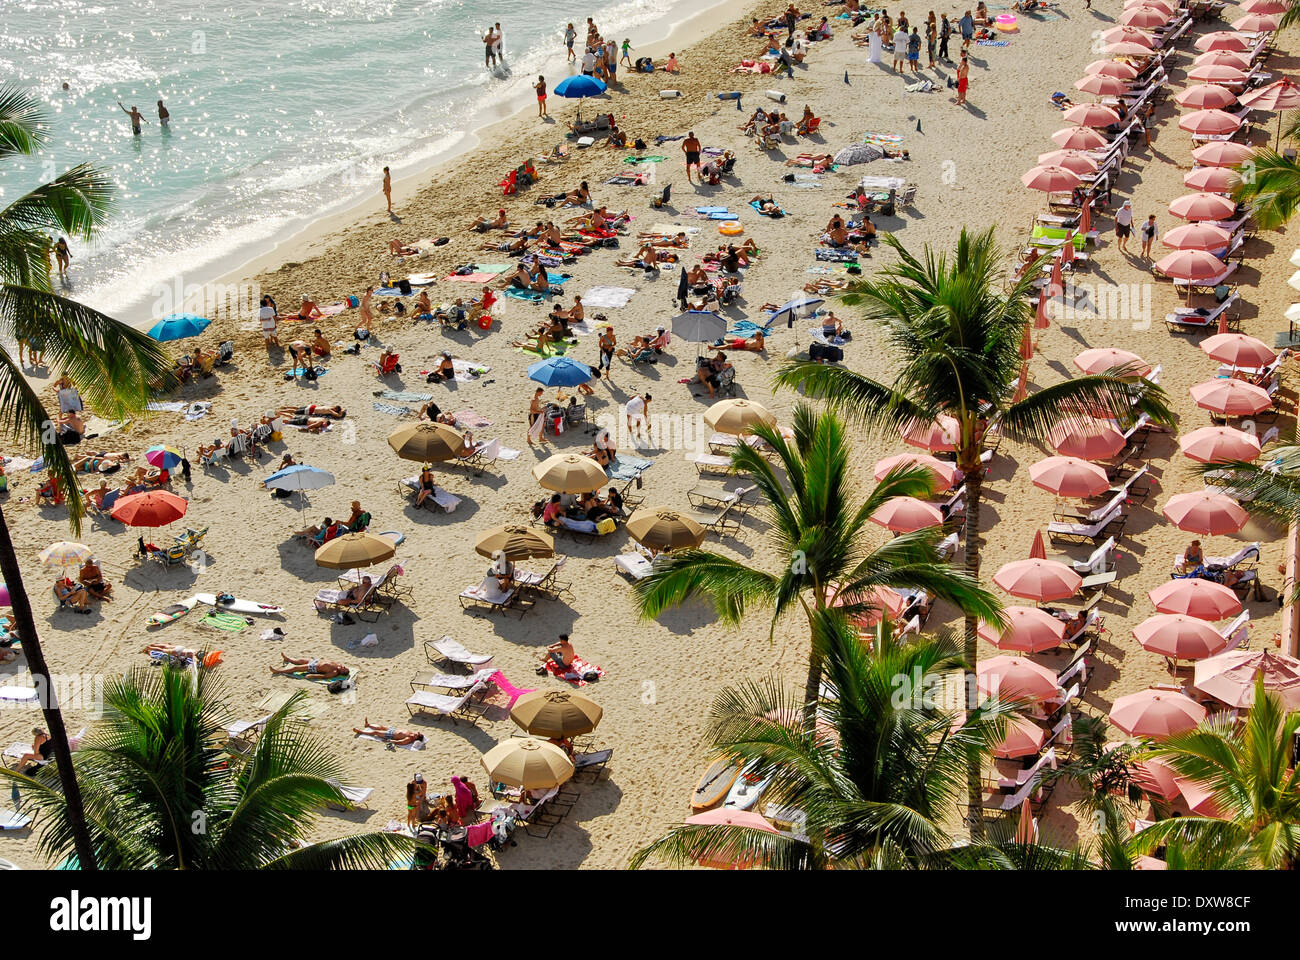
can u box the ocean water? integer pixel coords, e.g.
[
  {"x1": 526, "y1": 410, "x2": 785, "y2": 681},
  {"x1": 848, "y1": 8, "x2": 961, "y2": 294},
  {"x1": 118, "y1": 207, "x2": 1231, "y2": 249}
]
[{"x1": 0, "y1": 0, "x2": 704, "y2": 322}]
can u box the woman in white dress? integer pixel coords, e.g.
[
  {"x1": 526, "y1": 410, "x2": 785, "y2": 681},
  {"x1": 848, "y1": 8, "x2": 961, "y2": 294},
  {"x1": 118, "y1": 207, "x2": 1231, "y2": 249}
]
[{"x1": 868, "y1": 15, "x2": 883, "y2": 63}]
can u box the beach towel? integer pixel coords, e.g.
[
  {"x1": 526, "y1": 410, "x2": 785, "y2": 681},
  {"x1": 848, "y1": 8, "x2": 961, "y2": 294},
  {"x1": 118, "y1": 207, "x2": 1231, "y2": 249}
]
[
  {"x1": 581, "y1": 286, "x2": 636, "y2": 309},
  {"x1": 487, "y1": 669, "x2": 536, "y2": 707},
  {"x1": 751, "y1": 200, "x2": 787, "y2": 217},
  {"x1": 653, "y1": 223, "x2": 700, "y2": 236},
  {"x1": 451, "y1": 359, "x2": 491, "y2": 382},
  {"x1": 815, "y1": 248, "x2": 859, "y2": 263},
  {"x1": 288, "y1": 669, "x2": 359, "y2": 686},
  {"x1": 318, "y1": 303, "x2": 347, "y2": 316},
  {"x1": 707, "y1": 211, "x2": 737, "y2": 220},
  {"x1": 496, "y1": 445, "x2": 521, "y2": 461},
  {"x1": 445, "y1": 272, "x2": 497, "y2": 283},
  {"x1": 357, "y1": 732, "x2": 425, "y2": 750},
  {"x1": 184, "y1": 401, "x2": 212, "y2": 421},
  {"x1": 605, "y1": 175, "x2": 645, "y2": 186},
  {"x1": 504, "y1": 288, "x2": 545, "y2": 304},
  {"x1": 287, "y1": 366, "x2": 328, "y2": 378},
  {"x1": 146, "y1": 401, "x2": 187, "y2": 413},
  {"x1": 654, "y1": 135, "x2": 686, "y2": 144},
  {"x1": 372, "y1": 401, "x2": 412, "y2": 416},
  {"x1": 452, "y1": 409, "x2": 493, "y2": 431},
  {"x1": 198, "y1": 611, "x2": 249, "y2": 632},
  {"x1": 608, "y1": 454, "x2": 653, "y2": 480},
  {"x1": 624, "y1": 155, "x2": 667, "y2": 163},
  {"x1": 977, "y1": 39, "x2": 1010, "y2": 46},
  {"x1": 862, "y1": 132, "x2": 904, "y2": 148},
  {"x1": 728, "y1": 319, "x2": 773, "y2": 337},
  {"x1": 374, "y1": 287, "x2": 415, "y2": 297},
  {"x1": 518, "y1": 341, "x2": 570, "y2": 358},
  {"x1": 544, "y1": 655, "x2": 604, "y2": 686},
  {"x1": 379, "y1": 390, "x2": 434, "y2": 403}
]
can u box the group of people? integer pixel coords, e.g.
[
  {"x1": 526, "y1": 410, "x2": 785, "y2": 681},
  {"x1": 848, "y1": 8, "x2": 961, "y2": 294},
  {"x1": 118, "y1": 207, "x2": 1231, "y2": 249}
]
[
  {"x1": 294, "y1": 499, "x2": 371, "y2": 544},
  {"x1": 53, "y1": 556, "x2": 112, "y2": 613}
]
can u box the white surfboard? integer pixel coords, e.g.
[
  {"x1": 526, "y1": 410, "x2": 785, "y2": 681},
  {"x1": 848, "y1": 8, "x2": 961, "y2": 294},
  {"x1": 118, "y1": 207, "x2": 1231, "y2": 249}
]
[
  {"x1": 194, "y1": 594, "x2": 284, "y2": 617},
  {"x1": 722, "y1": 760, "x2": 772, "y2": 811}
]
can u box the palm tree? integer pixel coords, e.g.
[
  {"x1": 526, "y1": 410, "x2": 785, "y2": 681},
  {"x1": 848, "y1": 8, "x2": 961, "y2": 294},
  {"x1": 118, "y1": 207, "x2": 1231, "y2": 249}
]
[
  {"x1": 1133, "y1": 682, "x2": 1300, "y2": 869},
  {"x1": 629, "y1": 611, "x2": 1020, "y2": 869},
  {"x1": 1232, "y1": 147, "x2": 1300, "y2": 230},
  {"x1": 773, "y1": 228, "x2": 1173, "y2": 835},
  {"x1": 0, "y1": 665, "x2": 414, "y2": 868},
  {"x1": 0, "y1": 85, "x2": 173, "y2": 869},
  {"x1": 635, "y1": 403, "x2": 1004, "y2": 720}
]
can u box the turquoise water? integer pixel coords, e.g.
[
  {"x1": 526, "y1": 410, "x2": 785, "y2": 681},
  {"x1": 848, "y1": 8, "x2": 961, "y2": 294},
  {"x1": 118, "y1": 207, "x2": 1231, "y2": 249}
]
[{"x1": 0, "y1": 0, "x2": 695, "y2": 319}]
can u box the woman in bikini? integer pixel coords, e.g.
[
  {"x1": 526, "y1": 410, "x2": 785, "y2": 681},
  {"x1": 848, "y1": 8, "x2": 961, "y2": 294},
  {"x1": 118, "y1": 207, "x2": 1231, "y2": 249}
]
[{"x1": 415, "y1": 465, "x2": 438, "y2": 507}]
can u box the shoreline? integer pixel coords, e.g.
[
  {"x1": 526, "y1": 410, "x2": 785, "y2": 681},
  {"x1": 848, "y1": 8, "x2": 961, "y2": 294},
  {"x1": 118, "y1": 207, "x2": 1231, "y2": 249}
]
[{"x1": 117, "y1": 0, "x2": 737, "y2": 328}]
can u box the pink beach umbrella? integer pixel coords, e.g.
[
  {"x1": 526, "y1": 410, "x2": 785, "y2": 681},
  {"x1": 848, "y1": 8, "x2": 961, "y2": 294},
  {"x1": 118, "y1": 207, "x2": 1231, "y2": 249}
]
[
  {"x1": 829, "y1": 583, "x2": 907, "y2": 628},
  {"x1": 1110, "y1": 689, "x2": 1207, "y2": 738},
  {"x1": 1105, "y1": 39, "x2": 1159, "y2": 55},
  {"x1": 1187, "y1": 63, "x2": 1248, "y2": 84},
  {"x1": 1178, "y1": 425, "x2": 1262, "y2": 463},
  {"x1": 1174, "y1": 776, "x2": 1226, "y2": 818},
  {"x1": 1182, "y1": 165, "x2": 1238, "y2": 192},
  {"x1": 1241, "y1": 0, "x2": 1288, "y2": 12},
  {"x1": 1046, "y1": 419, "x2": 1126, "y2": 460},
  {"x1": 977, "y1": 656, "x2": 1060, "y2": 703},
  {"x1": 1037, "y1": 149, "x2": 1100, "y2": 174},
  {"x1": 1125, "y1": 0, "x2": 1175, "y2": 12},
  {"x1": 0, "y1": 584, "x2": 9, "y2": 606},
  {"x1": 1119, "y1": 5, "x2": 1171, "y2": 27},
  {"x1": 1175, "y1": 83, "x2": 1239, "y2": 110},
  {"x1": 1169, "y1": 191, "x2": 1238, "y2": 221},
  {"x1": 1153, "y1": 249, "x2": 1232, "y2": 287},
  {"x1": 873, "y1": 453, "x2": 960, "y2": 490},
  {"x1": 1191, "y1": 140, "x2": 1254, "y2": 166},
  {"x1": 1084, "y1": 59, "x2": 1140, "y2": 79},
  {"x1": 685, "y1": 808, "x2": 781, "y2": 831},
  {"x1": 1022, "y1": 164, "x2": 1082, "y2": 193},
  {"x1": 1051, "y1": 124, "x2": 1109, "y2": 149},
  {"x1": 1075, "y1": 73, "x2": 1130, "y2": 97},
  {"x1": 993, "y1": 558, "x2": 1082, "y2": 602},
  {"x1": 1195, "y1": 30, "x2": 1251, "y2": 52},
  {"x1": 1194, "y1": 48, "x2": 1252, "y2": 70},
  {"x1": 1149, "y1": 578, "x2": 1242, "y2": 621},
  {"x1": 1029, "y1": 530, "x2": 1047, "y2": 560},
  {"x1": 1029, "y1": 456, "x2": 1110, "y2": 498},
  {"x1": 1201, "y1": 332, "x2": 1276, "y2": 368},
  {"x1": 901, "y1": 414, "x2": 959, "y2": 452},
  {"x1": 1063, "y1": 102, "x2": 1122, "y2": 127},
  {"x1": 995, "y1": 714, "x2": 1049, "y2": 759},
  {"x1": 1189, "y1": 378, "x2": 1273, "y2": 416},
  {"x1": 1232, "y1": 13, "x2": 1282, "y2": 32},
  {"x1": 1240, "y1": 78, "x2": 1300, "y2": 147},
  {"x1": 1161, "y1": 221, "x2": 1231, "y2": 251},
  {"x1": 1162, "y1": 490, "x2": 1249, "y2": 535},
  {"x1": 1101, "y1": 25, "x2": 1156, "y2": 46},
  {"x1": 870, "y1": 496, "x2": 944, "y2": 533},
  {"x1": 1134, "y1": 614, "x2": 1230, "y2": 661},
  {"x1": 1177, "y1": 108, "x2": 1243, "y2": 136},
  {"x1": 1131, "y1": 757, "x2": 1183, "y2": 801},
  {"x1": 1193, "y1": 649, "x2": 1300, "y2": 709},
  {"x1": 978, "y1": 606, "x2": 1068, "y2": 653},
  {"x1": 1073, "y1": 347, "x2": 1149, "y2": 375}
]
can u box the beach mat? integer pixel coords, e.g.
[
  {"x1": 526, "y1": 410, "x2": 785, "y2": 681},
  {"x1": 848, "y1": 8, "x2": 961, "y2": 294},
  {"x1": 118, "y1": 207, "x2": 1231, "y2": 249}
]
[
  {"x1": 452, "y1": 409, "x2": 493, "y2": 431},
  {"x1": 198, "y1": 611, "x2": 249, "y2": 632},
  {"x1": 379, "y1": 390, "x2": 433, "y2": 403},
  {"x1": 608, "y1": 454, "x2": 653, "y2": 480},
  {"x1": 445, "y1": 272, "x2": 498, "y2": 283},
  {"x1": 372, "y1": 401, "x2": 412, "y2": 416},
  {"x1": 582, "y1": 286, "x2": 636, "y2": 309},
  {"x1": 544, "y1": 655, "x2": 604, "y2": 687},
  {"x1": 504, "y1": 288, "x2": 546, "y2": 304}
]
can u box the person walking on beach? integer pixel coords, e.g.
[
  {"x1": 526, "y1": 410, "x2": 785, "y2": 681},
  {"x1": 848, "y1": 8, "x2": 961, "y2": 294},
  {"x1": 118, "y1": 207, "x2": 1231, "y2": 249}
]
[
  {"x1": 939, "y1": 13, "x2": 951, "y2": 62},
  {"x1": 955, "y1": 53, "x2": 969, "y2": 104},
  {"x1": 682, "y1": 131, "x2": 702, "y2": 185},
  {"x1": 53, "y1": 237, "x2": 71, "y2": 278},
  {"x1": 1139, "y1": 214, "x2": 1158, "y2": 260},
  {"x1": 625, "y1": 391, "x2": 651, "y2": 443},
  {"x1": 598, "y1": 325, "x2": 616, "y2": 381},
  {"x1": 382, "y1": 166, "x2": 392, "y2": 214},
  {"x1": 620, "y1": 38, "x2": 633, "y2": 67},
  {"x1": 527, "y1": 387, "x2": 546, "y2": 445},
  {"x1": 157, "y1": 99, "x2": 170, "y2": 128},
  {"x1": 1114, "y1": 200, "x2": 1134, "y2": 254},
  {"x1": 534, "y1": 76, "x2": 547, "y2": 118},
  {"x1": 117, "y1": 101, "x2": 147, "y2": 135},
  {"x1": 960, "y1": 10, "x2": 974, "y2": 50},
  {"x1": 565, "y1": 23, "x2": 576, "y2": 61},
  {"x1": 259, "y1": 295, "x2": 279, "y2": 347}
]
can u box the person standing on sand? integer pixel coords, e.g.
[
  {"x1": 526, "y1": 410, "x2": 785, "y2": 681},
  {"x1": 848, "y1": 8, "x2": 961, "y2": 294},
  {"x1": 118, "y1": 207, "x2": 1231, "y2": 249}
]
[
  {"x1": 1139, "y1": 214, "x2": 1158, "y2": 260},
  {"x1": 908, "y1": 27, "x2": 921, "y2": 73},
  {"x1": 598, "y1": 324, "x2": 616, "y2": 381},
  {"x1": 534, "y1": 76, "x2": 547, "y2": 118},
  {"x1": 939, "y1": 13, "x2": 951, "y2": 62},
  {"x1": 360, "y1": 286, "x2": 375, "y2": 332},
  {"x1": 955, "y1": 53, "x2": 969, "y2": 105},
  {"x1": 960, "y1": 10, "x2": 974, "y2": 50},
  {"x1": 926, "y1": 13, "x2": 937, "y2": 68},
  {"x1": 892, "y1": 24, "x2": 908, "y2": 71},
  {"x1": 382, "y1": 166, "x2": 392, "y2": 214},
  {"x1": 117, "y1": 101, "x2": 147, "y2": 135},
  {"x1": 682, "y1": 130, "x2": 702, "y2": 185},
  {"x1": 565, "y1": 23, "x2": 576, "y2": 61},
  {"x1": 621, "y1": 38, "x2": 633, "y2": 67},
  {"x1": 1114, "y1": 199, "x2": 1134, "y2": 254},
  {"x1": 527, "y1": 387, "x2": 546, "y2": 445}
]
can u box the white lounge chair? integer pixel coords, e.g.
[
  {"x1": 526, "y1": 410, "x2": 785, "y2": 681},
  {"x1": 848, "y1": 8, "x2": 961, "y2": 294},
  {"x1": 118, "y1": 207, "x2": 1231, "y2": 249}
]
[
  {"x1": 1048, "y1": 503, "x2": 1124, "y2": 544},
  {"x1": 405, "y1": 681, "x2": 490, "y2": 725},
  {"x1": 1071, "y1": 537, "x2": 1116, "y2": 575},
  {"x1": 424, "y1": 635, "x2": 494, "y2": 670},
  {"x1": 400, "y1": 476, "x2": 462, "y2": 512},
  {"x1": 1220, "y1": 611, "x2": 1250, "y2": 652},
  {"x1": 458, "y1": 577, "x2": 520, "y2": 616},
  {"x1": 410, "y1": 668, "x2": 496, "y2": 693},
  {"x1": 614, "y1": 552, "x2": 655, "y2": 581},
  {"x1": 996, "y1": 747, "x2": 1058, "y2": 791}
]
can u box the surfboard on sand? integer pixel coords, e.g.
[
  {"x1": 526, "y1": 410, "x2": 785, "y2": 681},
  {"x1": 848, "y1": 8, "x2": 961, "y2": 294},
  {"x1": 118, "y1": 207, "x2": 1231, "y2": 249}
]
[
  {"x1": 722, "y1": 760, "x2": 772, "y2": 811},
  {"x1": 692, "y1": 757, "x2": 742, "y2": 811},
  {"x1": 146, "y1": 596, "x2": 199, "y2": 628},
  {"x1": 194, "y1": 594, "x2": 284, "y2": 617}
]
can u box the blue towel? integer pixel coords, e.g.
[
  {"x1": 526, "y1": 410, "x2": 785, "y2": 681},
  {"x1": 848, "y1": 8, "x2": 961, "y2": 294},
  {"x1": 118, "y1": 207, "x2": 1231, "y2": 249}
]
[
  {"x1": 696, "y1": 206, "x2": 728, "y2": 213},
  {"x1": 607, "y1": 454, "x2": 653, "y2": 480},
  {"x1": 728, "y1": 319, "x2": 772, "y2": 336},
  {"x1": 750, "y1": 200, "x2": 787, "y2": 217},
  {"x1": 504, "y1": 288, "x2": 545, "y2": 304},
  {"x1": 288, "y1": 366, "x2": 328, "y2": 378},
  {"x1": 372, "y1": 401, "x2": 411, "y2": 416},
  {"x1": 708, "y1": 211, "x2": 737, "y2": 220}
]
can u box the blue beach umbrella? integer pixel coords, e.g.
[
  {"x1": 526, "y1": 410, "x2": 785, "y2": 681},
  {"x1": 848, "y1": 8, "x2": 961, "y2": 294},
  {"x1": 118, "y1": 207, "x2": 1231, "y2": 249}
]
[
  {"x1": 768, "y1": 297, "x2": 824, "y2": 329},
  {"x1": 263, "y1": 463, "x2": 335, "y2": 512},
  {"x1": 553, "y1": 75, "x2": 607, "y2": 99},
  {"x1": 528, "y1": 355, "x2": 593, "y2": 388},
  {"x1": 147, "y1": 313, "x2": 211, "y2": 342}
]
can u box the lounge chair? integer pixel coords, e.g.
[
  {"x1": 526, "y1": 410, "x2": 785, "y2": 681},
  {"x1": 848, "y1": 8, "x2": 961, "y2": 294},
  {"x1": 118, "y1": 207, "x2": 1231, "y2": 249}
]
[
  {"x1": 313, "y1": 579, "x2": 383, "y2": 621},
  {"x1": 687, "y1": 481, "x2": 758, "y2": 512},
  {"x1": 1219, "y1": 611, "x2": 1251, "y2": 652},
  {"x1": 614, "y1": 551, "x2": 656, "y2": 581},
  {"x1": 424, "y1": 635, "x2": 494, "y2": 670},
  {"x1": 458, "y1": 576, "x2": 523, "y2": 617},
  {"x1": 222, "y1": 716, "x2": 270, "y2": 758},
  {"x1": 399, "y1": 476, "x2": 462, "y2": 512},
  {"x1": 4, "y1": 727, "x2": 84, "y2": 770},
  {"x1": 323, "y1": 779, "x2": 374, "y2": 810},
  {"x1": 515, "y1": 556, "x2": 572, "y2": 601},
  {"x1": 405, "y1": 682, "x2": 489, "y2": 725},
  {"x1": 982, "y1": 766, "x2": 1044, "y2": 811},
  {"x1": 410, "y1": 667, "x2": 497, "y2": 693},
  {"x1": 995, "y1": 747, "x2": 1057, "y2": 792},
  {"x1": 1071, "y1": 536, "x2": 1117, "y2": 575},
  {"x1": 693, "y1": 453, "x2": 735, "y2": 476},
  {"x1": 453, "y1": 438, "x2": 501, "y2": 476},
  {"x1": 573, "y1": 748, "x2": 613, "y2": 781},
  {"x1": 0, "y1": 809, "x2": 33, "y2": 832},
  {"x1": 686, "y1": 500, "x2": 742, "y2": 538},
  {"x1": 1047, "y1": 504, "x2": 1125, "y2": 544}
]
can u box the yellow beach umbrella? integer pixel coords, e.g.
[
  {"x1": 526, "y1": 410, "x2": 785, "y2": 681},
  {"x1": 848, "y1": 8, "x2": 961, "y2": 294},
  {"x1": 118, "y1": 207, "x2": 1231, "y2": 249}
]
[
  {"x1": 480, "y1": 738, "x2": 574, "y2": 789},
  {"x1": 474, "y1": 525, "x2": 555, "y2": 561},
  {"x1": 625, "y1": 508, "x2": 705, "y2": 552},
  {"x1": 704, "y1": 398, "x2": 775, "y2": 435},
  {"x1": 314, "y1": 532, "x2": 396, "y2": 570},
  {"x1": 387, "y1": 422, "x2": 465, "y2": 463},
  {"x1": 510, "y1": 690, "x2": 604, "y2": 738},
  {"x1": 532, "y1": 453, "x2": 607, "y2": 494}
]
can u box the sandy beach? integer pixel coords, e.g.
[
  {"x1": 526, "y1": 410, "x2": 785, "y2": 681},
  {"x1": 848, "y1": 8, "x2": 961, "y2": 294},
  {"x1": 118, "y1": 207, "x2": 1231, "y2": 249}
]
[{"x1": 3, "y1": 0, "x2": 1296, "y2": 868}]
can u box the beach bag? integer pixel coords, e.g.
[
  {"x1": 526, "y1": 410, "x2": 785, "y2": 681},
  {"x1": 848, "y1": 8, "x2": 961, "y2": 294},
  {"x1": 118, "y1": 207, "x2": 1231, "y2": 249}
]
[
  {"x1": 398, "y1": 278, "x2": 412, "y2": 296},
  {"x1": 303, "y1": 366, "x2": 318, "y2": 382},
  {"x1": 583, "y1": 671, "x2": 600, "y2": 682},
  {"x1": 478, "y1": 314, "x2": 493, "y2": 330},
  {"x1": 347, "y1": 295, "x2": 360, "y2": 308},
  {"x1": 596, "y1": 517, "x2": 616, "y2": 535}
]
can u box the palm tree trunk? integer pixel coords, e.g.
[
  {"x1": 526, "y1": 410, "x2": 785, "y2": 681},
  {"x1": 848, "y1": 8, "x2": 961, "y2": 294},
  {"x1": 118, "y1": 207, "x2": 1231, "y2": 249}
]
[
  {"x1": 0, "y1": 505, "x2": 97, "y2": 869},
  {"x1": 803, "y1": 649, "x2": 822, "y2": 727},
  {"x1": 960, "y1": 470, "x2": 986, "y2": 843}
]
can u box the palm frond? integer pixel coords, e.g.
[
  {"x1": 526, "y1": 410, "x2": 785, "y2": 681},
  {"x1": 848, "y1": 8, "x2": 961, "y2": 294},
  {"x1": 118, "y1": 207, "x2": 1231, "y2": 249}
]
[{"x1": 0, "y1": 85, "x2": 47, "y2": 160}]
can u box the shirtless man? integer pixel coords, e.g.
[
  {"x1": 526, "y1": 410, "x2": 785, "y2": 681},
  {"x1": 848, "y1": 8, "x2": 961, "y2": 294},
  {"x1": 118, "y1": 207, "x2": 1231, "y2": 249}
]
[
  {"x1": 470, "y1": 208, "x2": 508, "y2": 231},
  {"x1": 483, "y1": 234, "x2": 530, "y2": 254},
  {"x1": 389, "y1": 239, "x2": 418, "y2": 256},
  {"x1": 354, "y1": 719, "x2": 426, "y2": 745},
  {"x1": 117, "y1": 101, "x2": 147, "y2": 135},
  {"x1": 296, "y1": 296, "x2": 323, "y2": 321},
  {"x1": 541, "y1": 633, "x2": 577, "y2": 669},
  {"x1": 550, "y1": 294, "x2": 583, "y2": 324},
  {"x1": 359, "y1": 287, "x2": 374, "y2": 332},
  {"x1": 310, "y1": 329, "x2": 331, "y2": 357},
  {"x1": 682, "y1": 131, "x2": 702, "y2": 184},
  {"x1": 382, "y1": 166, "x2": 392, "y2": 214},
  {"x1": 157, "y1": 100, "x2": 170, "y2": 127},
  {"x1": 271, "y1": 653, "x2": 350, "y2": 680}
]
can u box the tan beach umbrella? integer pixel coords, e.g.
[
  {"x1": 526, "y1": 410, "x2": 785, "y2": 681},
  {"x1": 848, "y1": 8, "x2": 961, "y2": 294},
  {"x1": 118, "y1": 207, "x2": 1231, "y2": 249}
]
[
  {"x1": 626, "y1": 508, "x2": 706, "y2": 552},
  {"x1": 473, "y1": 524, "x2": 555, "y2": 561},
  {"x1": 532, "y1": 453, "x2": 607, "y2": 493},
  {"x1": 387, "y1": 421, "x2": 465, "y2": 462},
  {"x1": 314, "y1": 532, "x2": 396, "y2": 570},
  {"x1": 510, "y1": 690, "x2": 603, "y2": 738},
  {"x1": 480, "y1": 738, "x2": 574, "y2": 789},
  {"x1": 704, "y1": 398, "x2": 775, "y2": 435}
]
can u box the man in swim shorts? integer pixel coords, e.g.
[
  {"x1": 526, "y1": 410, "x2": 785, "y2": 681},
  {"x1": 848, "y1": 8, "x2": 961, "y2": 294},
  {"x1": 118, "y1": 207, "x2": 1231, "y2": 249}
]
[
  {"x1": 270, "y1": 654, "x2": 350, "y2": 679},
  {"x1": 118, "y1": 101, "x2": 147, "y2": 135},
  {"x1": 682, "y1": 131, "x2": 702, "y2": 185}
]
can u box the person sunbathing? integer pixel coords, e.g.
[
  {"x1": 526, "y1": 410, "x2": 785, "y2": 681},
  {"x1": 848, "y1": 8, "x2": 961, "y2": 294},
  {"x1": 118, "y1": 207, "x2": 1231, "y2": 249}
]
[
  {"x1": 13, "y1": 728, "x2": 51, "y2": 772},
  {"x1": 78, "y1": 558, "x2": 112, "y2": 600},
  {"x1": 821, "y1": 312, "x2": 850, "y2": 339},
  {"x1": 414, "y1": 467, "x2": 440, "y2": 508},
  {"x1": 743, "y1": 106, "x2": 769, "y2": 134},
  {"x1": 695, "y1": 353, "x2": 732, "y2": 397},
  {"x1": 469, "y1": 209, "x2": 508, "y2": 231},
  {"x1": 354, "y1": 719, "x2": 426, "y2": 745},
  {"x1": 718, "y1": 330, "x2": 766, "y2": 353},
  {"x1": 295, "y1": 516, "x2": 338, "y2": 541},
  {"x1": 617, "y1": 244, "x2": 676, "y2": 268},
  {"x1": 796, "y1": 105, "x2": 817, "y2": 135},
  {"x1": 589, "y1": 440, "x2": 614, "y2": 467},
  {"x1": 54, "y1": 578, "x2": 91, "y2": 612},
  {"x1": 558, "y1": 182, "x2": 590, "y2": 206},
  {"x1": 84, "y1": 480, "x2": 112, "y2": 508},
  {"x1": 540, "y1": 633, "x2": 577, "y2": 669},
  {"x1": 277, "y1": 404, "x2": 346, "y2": 419},
  {"x1": 71, "y1": 451, "x2": 128, "y2": 473},
  {"x1": 825, "y1": 226, "x2": 851, "y2": 247},
  {"x1": 389, "y1": 239, "x2": 419, "y2": 256},
  {"x1": 539, "y1": 221, "x2": 563, "y2": 245},
  {"x1": 142, "y1": 642, "x2": 197, "y2": 660},
  {"x1": 686, "y1": 264, "x2": 710, "y2": 289},
  {"x1": 1178, "y1": 540, "x2": 1205, "y2": 573},
  {"x1": 567, "y1": 205, "x2": 609, "y2": 229},
  {"x1": 648, "y1": 232, "x2": 690, "y2": 248},
  {"x1": 481, "y1": 234, "x2": 530, "y2": 254},
  {"x1": 751, "y1": 194, "x2": 782, "y2": 215},
  {"x1": 295, "y1": 296, "x2": 323, "y2": 321},
  {"x1": 271, "y1": 654, "x2": 350, "y2": 679},
  {"x1": 283, "y1": 415, "x2": 330, "y2": 433},
  {"x1": 413, "y1": 289, "x2": 432, "y2": 319}
]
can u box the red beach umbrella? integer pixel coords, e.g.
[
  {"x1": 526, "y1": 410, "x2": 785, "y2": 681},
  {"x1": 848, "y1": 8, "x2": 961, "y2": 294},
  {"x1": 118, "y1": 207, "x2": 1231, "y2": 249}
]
[
  {"x1": 111, "y1": 490, "x2": 188, "y2": 527},
  {"x1": 1073, "y1": 347, "x2": 1149, "y2": 375},
  {"x1": 1134, "y1": 614, "x2": 1230, "y2": 661},
  {"x1": 1051, "y1": 125, "x2": 1109, "y2": 149}
]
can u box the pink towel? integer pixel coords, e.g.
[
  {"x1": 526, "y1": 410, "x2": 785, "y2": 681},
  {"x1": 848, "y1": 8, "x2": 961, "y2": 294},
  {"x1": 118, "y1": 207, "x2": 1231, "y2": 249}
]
[
  {"x1": 466, "y1": 819, "x2": 495, "y2": 848},
  {"x1": 489, "y1": 670, "x2": 535, "y2": 707},
  {"x1": 445, "y1": 272, "x2": 497, "y2": 282}
]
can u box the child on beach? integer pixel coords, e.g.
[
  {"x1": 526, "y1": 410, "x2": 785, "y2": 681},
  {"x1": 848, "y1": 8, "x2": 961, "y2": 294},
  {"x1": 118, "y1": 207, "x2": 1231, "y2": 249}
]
[
  {"x1": 533, "y1": 76, "x2": 547, "y2": 118},
  {"x1": 620, "y1": 38, "x2": 632, "y2": 66}
]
